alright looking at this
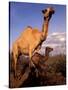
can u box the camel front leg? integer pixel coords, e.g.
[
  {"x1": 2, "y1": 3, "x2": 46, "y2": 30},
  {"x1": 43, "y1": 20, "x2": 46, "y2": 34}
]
[
  {"x1": 29, "y1": 48, "x2": 39, "y2": 77},
  {"x1": 29, "y1": 49, "x2": 35, "y2": 68}
]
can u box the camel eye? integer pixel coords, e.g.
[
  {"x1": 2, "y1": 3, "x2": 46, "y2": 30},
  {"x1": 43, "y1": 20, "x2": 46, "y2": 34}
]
[
  {"x1": 42, "y1": 10, "x2": 45, "y2": 14},
  {"x1": 42, "y1": 9, "x2": 47, "y2": 14},
  {"x1": 45, "y1": 9, "x2": 47, "y2": 12}
]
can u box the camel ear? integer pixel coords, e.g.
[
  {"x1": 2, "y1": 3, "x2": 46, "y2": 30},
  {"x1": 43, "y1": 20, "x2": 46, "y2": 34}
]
[
  {"x1": 42, "y1": 9, "x2": 47, "y2": 14},
  {"x1": 52, "y1": 10, "x2": 55, "y2": 14},
  {"x1": 42, "y1": 10, "x2": 45, "y2": 14}
]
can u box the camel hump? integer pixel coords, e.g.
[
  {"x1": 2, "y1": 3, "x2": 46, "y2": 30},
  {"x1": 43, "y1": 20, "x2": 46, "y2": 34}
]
[
  {"x1": 32, "y1": 28, "x2": 39, "y2": 33},
  {"x1": 27, "y1": 26, "x2": 32, "y2": 29},
  {"x1": 21, "y1": 26, "x2": 33, "y2": 35}
]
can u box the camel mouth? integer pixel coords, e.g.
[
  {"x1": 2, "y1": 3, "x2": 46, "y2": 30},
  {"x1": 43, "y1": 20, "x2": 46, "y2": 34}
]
[
  {"x1": 44, "y1": 16, "x2": 49, "y2": 20},
  {"x1": 44, "y1": 15, "x2": 51, "y2": 21}
]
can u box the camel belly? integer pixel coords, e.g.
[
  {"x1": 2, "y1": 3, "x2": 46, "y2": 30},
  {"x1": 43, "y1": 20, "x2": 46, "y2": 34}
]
[
  {"x1": 18, "y1": 43, "x2": 29, "y2": 55},
  {"x1": 21, "y1": 48, "x2": 29, "y2": 55}
]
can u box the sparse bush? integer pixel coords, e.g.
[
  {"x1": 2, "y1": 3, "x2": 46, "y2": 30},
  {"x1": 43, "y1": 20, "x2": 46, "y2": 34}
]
[
  {"x1": 9, "y1": 53, "x2": 66, "y2": 87},
  {"x1": 45, "y1": 54, "x2": 66, "y2": 77}
]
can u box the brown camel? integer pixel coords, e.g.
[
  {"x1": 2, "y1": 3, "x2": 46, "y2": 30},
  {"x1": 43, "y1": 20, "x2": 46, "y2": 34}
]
[
  {"x1": 31, "y1": 46, "x2": 53, "y2": 77},
  {"x1": 12, "y1": 7, "x2": 55, "y2": 76},
  {"x1": 32, "y1": 46, "x2": 53, "y2": 66}
]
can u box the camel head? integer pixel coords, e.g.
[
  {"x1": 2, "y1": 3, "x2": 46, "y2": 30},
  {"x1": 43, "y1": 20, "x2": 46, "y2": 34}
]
[
  {"x1": 46, "y1": 46, "x2": 53, "y2": 53},
  {"x1": 42, "y1": 7, "x2": 55, "y2": 21}
]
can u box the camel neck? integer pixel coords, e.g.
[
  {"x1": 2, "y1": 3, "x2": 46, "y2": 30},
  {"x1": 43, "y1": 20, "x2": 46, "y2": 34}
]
[
  {"x1": 45, "y1": 50, "x2": 49, "y2": 60},
  {"x1": 42, "y1": 20, "x2": 49, "y2": 39},
  {"x1": 45, "y1": 50, "x2": 49, "y2": 56}
]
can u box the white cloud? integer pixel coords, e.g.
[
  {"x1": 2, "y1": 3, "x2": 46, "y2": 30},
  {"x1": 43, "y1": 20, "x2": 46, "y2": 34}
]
[
  {"x1": 40, "y1": 32, "x2": 66, "y2": 55},
  {"x1": 59, "y1": 37, "x2": 65, "y2": 42}
]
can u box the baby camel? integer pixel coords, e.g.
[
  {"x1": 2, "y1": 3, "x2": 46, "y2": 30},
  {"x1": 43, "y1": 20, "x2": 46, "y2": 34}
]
[
  {"x1": 12, "y1": 7, "x2": 55, "y2": 76},
  {"x1": 32, "y1": 47, "x2": 53, "y2": 65}
]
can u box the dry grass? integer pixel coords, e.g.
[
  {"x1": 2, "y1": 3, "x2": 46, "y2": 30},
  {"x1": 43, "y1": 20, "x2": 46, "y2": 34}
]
[
  {"x1": 46, "y1": 54, "x2": 66, "y2": 77},
  {"x1": 9, "y1": 53, "x2": 66, "y2": 88}
]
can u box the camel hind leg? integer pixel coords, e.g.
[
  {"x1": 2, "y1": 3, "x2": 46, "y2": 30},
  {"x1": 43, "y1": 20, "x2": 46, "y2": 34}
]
[
  {"x1": 13, "y1": 53, "x2": 17, "y2": 77},
  {"x1": 12, "y1": 45, "x2": 18, "y2": 78}
]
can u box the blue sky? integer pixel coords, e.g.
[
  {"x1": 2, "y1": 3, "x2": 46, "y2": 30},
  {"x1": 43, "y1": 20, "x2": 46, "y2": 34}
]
[{"x1": 9, "y1": 2, "x2": 66, "y2": 55}]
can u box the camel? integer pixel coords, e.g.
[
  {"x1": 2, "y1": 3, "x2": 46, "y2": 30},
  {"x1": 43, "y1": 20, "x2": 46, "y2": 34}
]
[
  {"x1": 31, "y1": 46, "x2": 53, "y2": 77},
  {"x1": 12, "y1": 7, "x2": 55, "y2": 77},
  {"x1": 32, "y1": 46, "x2": 53, "y2": 65}
]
